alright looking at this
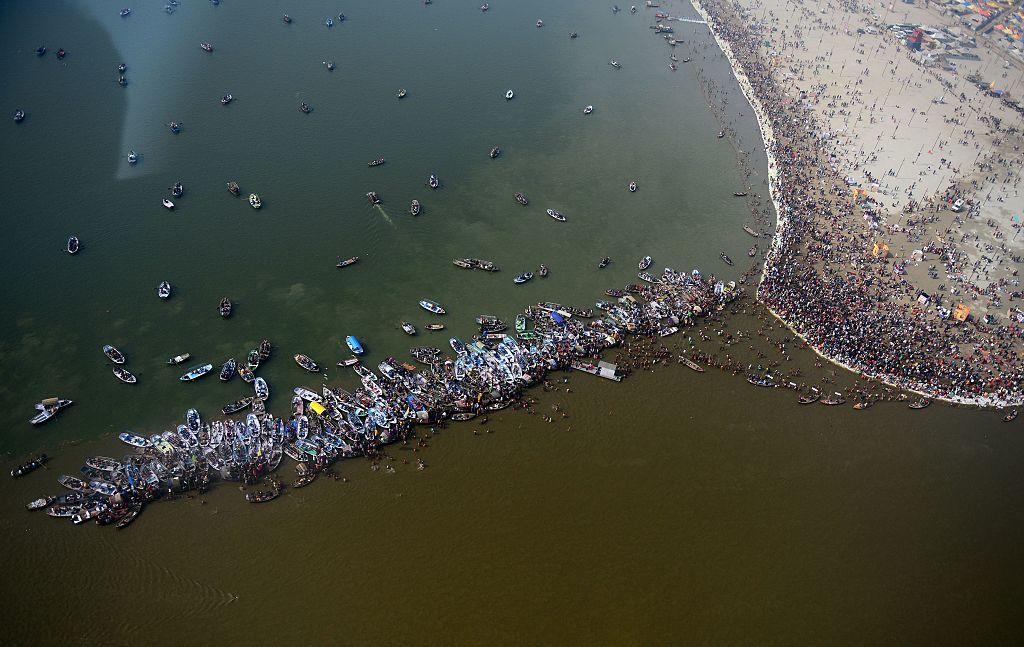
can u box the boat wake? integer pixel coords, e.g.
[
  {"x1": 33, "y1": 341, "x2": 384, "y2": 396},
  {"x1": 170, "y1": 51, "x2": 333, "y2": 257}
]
[{"x1": 374, "y1": 204, "x2": 395, "y2": 227}]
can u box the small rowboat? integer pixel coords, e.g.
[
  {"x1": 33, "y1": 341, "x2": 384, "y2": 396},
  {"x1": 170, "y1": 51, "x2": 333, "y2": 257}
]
[
  {"x1": 679, "y1": 357, "x2": 704, "y2": 372},
  {"x1": 219, "y1": 297, "x2": 232, "y2": 317},
  {"x1": 821, "y1": 392, "x2": 846, "y2": 406},
  {"x1": 720, "y1": 252, "x2": 734, "y2": 266},
  {"x1": 514, "y1": 192, "x2": 529, "y2": 205},
  {"x1": 545, "y1": 209, "x2": 566, "y2": 222},
  {"x1": 113, "y1": 367, "x2": 137, "y2": 384},
  {"x1": 167, "y1": 353, "x2": 190, "y2": 365},
  {"x1": 425, "y1": 324, "x2": 445, "y2": 331},
  {"x1": 294, "y1": 354, "x2": 320, "y2": 372},
  {"x1": 119, "y1": 432, "x2": 150, "y2": 448},
  {"x1": 397, "y1": 88, "x2": 407, "y2": 98},
  {"x1": 67, "y1": 236, "x2": 80, "y2": 254},
  {"x1": 797, "y1": 390, "x2": 820, "y2": 404},
  {"x1": 103, "y1": 345, "x2": 126, "y2": 364},
  {"x1": 346, "y1": 336, "x2": 365, "y2": 355},
  {"x1": 639, "y1": 256, "x2": 652, "y2": 270},
  {"x1": 337, "y1": 256, "x2": 359, "y2": 268},
  {"x1": 162, "y1": 198, "x2": 175, "y2": 210},
  {"x1": 908, "y1": 398, "x2": 931, "y2": 410},
  {"x1": 410, "y1": 199, "x2": 421, "y2": 216},
  {"x1": 743, "y1": 225, "x2": 760, "y2": 237},
  {"x1": 1004, "y1": 410, "x2": 1018, "y2": 423},
  {"x1": 249, "y1": 193, "x2": 261, "y2": 209}
]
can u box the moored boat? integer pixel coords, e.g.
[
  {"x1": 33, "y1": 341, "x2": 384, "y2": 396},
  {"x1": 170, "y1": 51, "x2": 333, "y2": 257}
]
[
  {"x1": 118, "y1": 431, "x2": 150, "y2": 448},
  {"x1": 908, "y1": 398, "x2": 931, "y2": 410},
  {"x1": 246, "y1": 488, "x2": 280, "y2": 503},
  {"x1": 821, "y1": 392, "x2": 846, "y2": 406},
  {"x1": 1004, "y1": 410, "x2": 1018, "y2": 423},
  {"x1": 797, "y1": 389, "x2": 820, "y2": 404},
  {"x1": 26, "y1": 496, "x2": 55, "y2": 510},
  {"x1": 222, "y1": 397, "x2": 253, "y2": 415},
  {"x1": 116, "y1": 505, "x2": 142, "y2": 529},
  {"x1": 254, "y1": 377, "x2": 269, "y2": 400},
  {"x1": 247, "y1": 349, "x2": 260, "y2": 371},
  {"x1": 680, "y1": 357, "x2": 705, "y2": 372},
  {"x1": 238, "y1": 366, "x2": 255, "y2": 383},
  {"x1": 294, "y1": 354, "x2": 320, "y2": 372},
  {"x1": 219, "y1": 358, "x2": 237, "y2": 381}
]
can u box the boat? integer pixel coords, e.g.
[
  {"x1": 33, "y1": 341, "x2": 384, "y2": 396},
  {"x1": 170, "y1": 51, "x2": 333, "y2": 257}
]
[
  {"x1": 157, "y1": 281, "x2": 171, "y2": 299},
  {"x1": 717, "y1": 130, "x2": 725, "y2": 139},
  {"x1": 35, "y1": 46, "x2": 46, "y2": 57},
  {"x1": 103, "y1": 345, "x2": 126, "y2": 364},
  {"x1": 1004, "y1": 410, "x2": 1018, "y2": 422},
  {"x1": 128, "y1": 150, "x2": 138, "y2": 164},
  {"x1": 346, "y1": 336, "x2": 365, "y2": 355},
  {"x1": 221, "y1": 94, "x2": 233, "y2": 105},
  {"x1": 293, "y1": 471, "x2": 317, "y2": 488},
  {"x1": 743, "y1": 225, "x2": 760, "y2": 237},
  {"x1": 733, "y1": 191, "x2": 748, "y2": 197},
  {"x1": 720, "y1": 253, "x2": 734, "y2": 266},
  {"x1": 325, "y1": 18, "x2": 334, "y2": 27},
  {"x1": 537, "y1": 263, "x2": 549, "y2": 278},
  {"x1": 425, "y1": 324, "x2": 445, "y2": 331},
  {"x1": 89, "y1": 480, "x2": 118, "y2": 496},
  {"x1": 419, "y1": 299, "x2": 446, "y2": 315},
  {"x1": 367, "y1": 191, "x2": 381, "y2": 204},
  {"x1": 30, "y1": 398, "x2": 72, "y2": 426},
  {"x1": 797, "y1": 390, "x2": 820, "y2": 404},
  {"x1": 56, "y1": 48, "x2": 66, "y2": 59},
  {"x1": 246, "y1": 488, "x2": 280, "y2": 503},
  {"x1": 238, "y1": 366, "x2": 255, "y2": 383},
  {"x1": 514, "y1": 272, "x2": 534, "y2": 284},
  {"x1": 259, "y1": 338, "x2": 272, "y2": 359},
  {"x1": 299, "y1": 102, "x2": 312, "y2": 114},
  {"x1": 11, "y1": 454, "x2": 48, "y2": 478},
  {"x1": 58, "y1": 474, "x2": 89, "y2": 492},
  {"x1": 324, "y1": 61, "x2": 335, "y2": 71},
  {"x1": 583, "y1": 105, "x2": 593, "y2": 115},
  {"x1": 254, "y1": 377, "x2": 269, "y2": 400},
  {"x1": 747, "y1": 374, "x2": 775, "y2": 388},
  {"x1": 570, "y1": 31, "x2": 578, "y2": 39},
  {"x1": 670, "y1": 54, "x2": 678, "y2": 62},
  {"x1": 200, "y1": 42, "x2": 213, "y2": 52},
  {"x1": 338, "y1": 357, "x2": 360, "y2": 367},
  {"x1": 628, "y1": 181, "x2": 637, "y2": 192},
  {"x1": 283, "y1": 14, "x2": 292, "y2": 23},
  {"x1": 660, "y1": 326, "x2": 679, "y2": 337},
  {"x1": 428, "y1": 174, "x2": 439, "y2": 189},
  {"x1": 537, "y1": 19, "x2": 543, "y2": 27},
  {"x1": 410, "y1": 199, "x2": 421, "y2": 216},
  {"x1": 908, "y1": 398, "x2": 931, "y2": 410},
  {"x1": 26, "y1": 496, "x2": 55, "y2": 511},
  {"x1": 222, "y1": 397, "x2": 253, "y2": 415},
  {"x1": 219, "y1": 358, "x2": 237, "y2": 381},
  {"x1": 748, "y1": 245, "x2": 758, "y2": 257},
  {"x1": 609, "y1": 60, "x2": 621, "y2": 69},
  {"x1": 294, "y1": 354, "x2": 320, "y2": 372},
  {"x1": 168, "y1": 121, "x2": 182, "y2": 134},
  {"x1": 515, "y1": 192, "x2": 529, "y2": 205},
  {"x1": 171, "y1": 182, "x2": 183, "y2": 197},
  {"x1": 637, "y1": 271, "x2": 658, "y2": 283},
  {"x1": 545, "y1": 209, "x2": 566, "y2": 222},
  {"x1": 113, "y1": 367, "x2": 137, "y2": 384},
  {"x1": 167, "y1": 352, "x2": 190, "y2": 365},
  {"x1": 481, "y1": 3, "x2": 489, "y2": 10},
  {"x1": 247, "y1": 349, "x2": 260, "y2": 370},
  {"x1": 639, "y1": 256, "x2": 652, "y2": 270},
  {"x1": 162, "y1": 198, "x2": 174, "y2": 210},
  {"x1": 118, "y1": 432, "x2": 150, "y2": 448},
  {"x1": 336, "y1": 256, "x2": 359, "y2": 268},
  {"x1": 505, "y1": 89, "x2": 514, "y2": 100},
  {"x1": 453, "y1": 258, "x2": 473, "y2": 269},
  {"x1": 219, "y1": 297, "x2": 232, "y2": 317},
  {"x1": 397, "y1": 88, "x2": 407, "y2": 98},
  {"x1": 367, "y1": 158, "x2": 386, "y2": 167},
  {"x1": 680, "y1": 357, "x2": 705, "y2": 372},
  {"x1": 116, "y1": 505, "x2": 142, "y2": 529},
  {"x1": 682, "y1": 57, "x2": 691, "y2": 63},
  {"x1": 249, "y1": 193, "x2": 261, "y2": 209},
  {"x1": 821, "y1": 392, "x2": 846, "y2": 406},
  {"x1": 401, "y1": 322, "x2": 417, "y2": 336},
  {"x1": 66, "y1": 236, "x2": 80, "y2": 255},
  {"x1": 227, "y1": 181, "x2": 240, "y2": 196},
  {"x1": 490, "y1": 146, "x2": 500, "y2": 159},
  {"x1": 853, "y1": 401, "x2": 872, "y2": 410},
  {"x1": 598, "y1": 257, "x2": 611, "y2": 269},
  {"x1": 180, "y1": 363, "x2": 214, "y2": 381}
]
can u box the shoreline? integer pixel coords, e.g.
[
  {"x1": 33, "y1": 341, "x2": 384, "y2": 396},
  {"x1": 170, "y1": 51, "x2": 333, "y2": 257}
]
[{"x1": 690, "y1": 0, "x2": 1020, "y2": 408}]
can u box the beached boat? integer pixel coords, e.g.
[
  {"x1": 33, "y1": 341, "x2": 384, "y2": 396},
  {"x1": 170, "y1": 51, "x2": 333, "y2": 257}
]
[
  {"x1": 514, "y1": 272, "x2": 534, "y2": 284},
  {"x1": 294, "y1": 354, "x2": 320, "y2": 372},
  {"x1": 157, "y1": 280, "x2": 171, "y2": 299},
  {"x1": 219, "y1": 358, "x2": 236, "y2": 381},
  {"x1": 162, "y1": 198, "x2": 175, "y2": 210},
  {"x1": 167, "y1": 352, "x2": 190, "y2": 365},
  {"x1": 908, "y1": 398, "x2": 931, "y2": 410},
  {"x1": 545, "y1": 209, "x2": 566, "y2": 222},
  {"x1": 227, "y1": 181, "x2": 240, "y2": 196},
  {"x1": 113, "y1": 367, "x2": 137, "y2": 384},
  {"x1": 180, "y1": 363, "x2": 214, "y2": 382},
  {"x1": 419, "y1": 299, "x2": 446, "y2": 315},
  {"x1": 254, "y1": 377, "x2": 269, "y2": 400},
  {"x1": 337, "y1": 256, "x2": 359, "y2": 268},
  {"x1": 103, "y1": 345, "x2": 126, "y2": 364},
  {"x1": 410, "y1": 199, "x2": 421, "y2": 216},
  {"x1": 367, "y1": 191, "x2": 381, "y2": 204},
  {"x1": 639, "y1": 256, "x2": 653, "y2": 270},
  {"x1": 249, "y1": 193, "x2": 261, "y2": 209},
  {"x1": 346, "y1": 336, "x2": 365, "y2": 355},
  {"x1": 401, "y1": 322, "x2": 417, "y2": 336},
  {"x1": 221, "y1": 397, "x2": 253, "y2": 415},
  {"x1": 1004, "y1": 410, "x2": 1018, "y2": 423},
  {"x1": 219, "y1": 297, "x2": 232, "y2": 318},
  {"x1": 680, "y1": 357, "x2": 705, "y2": 372},
  {"x1": 11, "y1": 454, "x2": 48, "y2": 478},
  {"x1": 67, "y1": 236, "x2": 80, "y2": 255}
]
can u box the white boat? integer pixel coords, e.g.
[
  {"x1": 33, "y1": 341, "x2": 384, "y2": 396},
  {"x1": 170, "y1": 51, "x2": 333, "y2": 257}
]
[
  {"x1": 254, "y1": 377, "x2": 269, "y2": 400},
  {"x1": 629, "y1": 181, "x2": 637, "y2": 192},
  {"x1": 505, "y1": 89, "x2": 514, "y2": 100},
  {"x1": 583, "y1": 105, "x2": 593, "y2": 114},
  {"x1": 418, "y1": 299, "x2": 446, "y2": 314},
  {"x1": 610, "y1": 60, "x2": 621, "y2": 68},
  {"x1": 545, "y1": 208, "x2": 566, "y2": 222},
  {"x1": 128, "y1": 150, "x2": 138, "y2": 164},
  {"x1": 249, "y1": 193, "x2": 261, "y2": 209},
  {"x1": 401, "y1": 322, "x2": 417, "y2": 335},
  {"x1": 162, "y1": 198, "x2": 174, "y2": 210},
  {"x1": 157, "y1": 281, "x2": 171, "y2": 299},
  {"x1": 639, "y1": 255, "x2": 652, "y2": 270},
  {"x1": 180, "y1": 363, "x2": 214, "y2": 381}
]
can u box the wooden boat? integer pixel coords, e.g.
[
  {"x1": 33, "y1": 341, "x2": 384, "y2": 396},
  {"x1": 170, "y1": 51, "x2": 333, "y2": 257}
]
[
  {"x1": 116, "y1": 505, "x2": 142, "y2": 529},
  {"x1": 410, "y1": 199, "x2": 421, "y2": 216},
  {"x1": 797, "y1": 390, "x2": 820, "y2": 404},
  {"x1": 219, "y1": 297, "x2": 232, "y2": 318},
  {"x1": 637, "y1": 271, "x2": 658, "y2": 284},
  {"x1": 222, "y1": 397, "x2": 253, "y2": 415},
  {"x1": 254, "y1": 377, "x2": 269, "y2": 400},
  {"x1": 336, "y1": 256, "x2": 359, "y2": 268},
  {"x1": 515, "y1": 192, "x2": 529, "y2": 205},
  {"x1": 908, "y1": 398, "x2": 931, "y2": 410},
  {"x1": 179, "y1": 363, "x2": 214, "y2": 381},
  {"x1": 293, "y1": 471, "x2": 317, "y2": 488},
  {"x1": 679, "y1": 357, "x2": 704, "y2": 372},
  {"x1": 453, "y1": 258, "x2": 473, "y2": 269},
  {"x1": 628, "y1": 181, "x2": 637, "y2": 192},
  {"x1": 451, "y1": 411, "x2": 477, "y2": 422},
  {"x1": 246, "y1": 488, "x2": 280, "y2": 503},
  {"x1": 598, "y1": 257, "x2": 611, "y2": 269},
  {"x1": 821, "y1": 392, "x2": 846, "y2": 406},
  {"x1": 489, "y1": 146, "x2": 500, "y2": 159},
  {"x1": 294, "y1": 354, "x2": 320, "y2": 372},
  {"x1": 26, "y1": 496, "x2": 55, "y2": 511},
  {"x1": 427, "y1": 174, "x2": 439, "y2": 189},
  {"x1": 419, "y1": 299, "x2": 446, "y2": 315},
  {"x1": 747, "y1": 374, "x2": 775, "y2": 387},
  {"x1": 247, "y1": 349, "x2": 260, "y2": 370},
  {"x1": 259, "y1": 338, "x2": 272, "y2": 359},
  {"x1": 219, "y1": 358, "x2": 237, "y2": 381},
  {"x1": 11, "y1": 454, "x2": 48, "y2": 478},
  {"x1": 742, "y1": 225, "x2": 760, "y2": 237},
  {"x1": 56, "y1": 48, "x2": 67, "y2": 59},
  {"x1": 401, "y1": 322, "x2": 417, "y2": 335},
  {"x1": 227, "y1": 181, "x2": 240, "y2": 196},
  {"x1": 249, "y1": 193, "x2": 261, "y2": 209},
  {"x1": 103, "y1": 344, "x2": 126, "y2": 364},
  {"x1": 397, "y1": 88, "x2": 407, "y2": 98},
  {"x1": 1003, "y1": 410, "x2": 1018, "y2": 423},
  {"x1": 514, "y1": 272, "x2": 534, "y2": 284},
  {"x1": 367, "y1": 191, "x2": 380, "y2": 204},
  {"x1": 505, "y1": 89, "x2": 514, "y2": 100},
  {"x1": 157, "y1": 280, "x2": 171, "y2": 299},
  {"x1": 639, "y1": 256, "x2": 652, "y2": 270},
  {"x1": 324, "y1": 60, "x2": 335, "y2": 71},
  {"x1": 299, "y1": 102, "x2": 312, "y2": 114},
  {"x1": 113, "y1": 367, "x2": 137, "y2": 384},
  {"x1": 748, "y1": 245, "x2": 758, "y2": 257},
  {"x1": 119, "y1": 431, "x2": 150, "y2": 448},
  {"x1": 86, "y1": 456, "x2": 121, "y2": 472},
  {"x1": 168, "y1": 121, "x2": 182, "y2": 134},
  {"x1": 545, "y1": 209, "x2": 566, "y2": 222},
  {"x1": 238, "y1": 366, "x2": 255, "y2": 383},
  {"x1": 733, "y1": 191, "x2": 748, "y2": 197},
  {"x1": 221, "y1": 94, "x2": 233, "y2": 105},
  {"x1": 367, "y1": 158, "x2": 386, "y2": 167},
  {"x1": 425, "y1": 323, "x2": 445, "y2": 331},
  {"x1": 67, "y1": 236, "x2": 80, "y2": 255},
  {"x1": 720, "y1": 253, "x2": 734, "y2": 266},
  {"x1": 170, "y1": 182, "x2": 184, "y2": 198},
  {"x1": 167, "y1": 352, "x2": 190, "y2": 365},
  {"x1": 30, "y1": 398, "x2": 73, "y2": 425}
]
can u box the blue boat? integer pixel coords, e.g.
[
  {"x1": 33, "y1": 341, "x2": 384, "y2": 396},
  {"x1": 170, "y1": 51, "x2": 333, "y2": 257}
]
[
  {"x1": 179, "y1": 363, "x2": 214, "y2": 381},
  {"x1": 346, "y1": 335, "x2": 365, "y2": 355}
]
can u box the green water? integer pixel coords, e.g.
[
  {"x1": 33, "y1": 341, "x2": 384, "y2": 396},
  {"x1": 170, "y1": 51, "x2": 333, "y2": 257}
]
[{"x1": 2, "y1": 1, "x2": 1022, "y2": 643}]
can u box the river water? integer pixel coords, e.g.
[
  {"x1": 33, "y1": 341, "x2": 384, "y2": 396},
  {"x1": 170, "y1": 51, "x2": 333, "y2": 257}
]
[{"x1": 2, "y1": 0, "x2": 1022, "y2": 643}]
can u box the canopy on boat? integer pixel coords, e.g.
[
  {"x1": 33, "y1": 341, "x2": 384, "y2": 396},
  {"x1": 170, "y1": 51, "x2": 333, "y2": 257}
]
[{"x1": 308, "y1": 401, "x2": 326, "y2": 416}]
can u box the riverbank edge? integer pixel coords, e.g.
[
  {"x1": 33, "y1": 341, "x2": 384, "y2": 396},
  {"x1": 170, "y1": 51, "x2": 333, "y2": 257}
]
[{"x1": 688, "y1": 0, "x2": 1017, "y2": 409}]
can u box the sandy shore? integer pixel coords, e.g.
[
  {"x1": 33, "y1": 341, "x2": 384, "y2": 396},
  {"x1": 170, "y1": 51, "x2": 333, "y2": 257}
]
[{"x1": 685, "y1": 0, "x2": 1024, "y2": 407}]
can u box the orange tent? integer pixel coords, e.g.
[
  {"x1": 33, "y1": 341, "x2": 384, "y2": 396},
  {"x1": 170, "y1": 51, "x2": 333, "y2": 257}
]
[{"x1": 953, "y1": 304, "x2": 970, "y2": 322}]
